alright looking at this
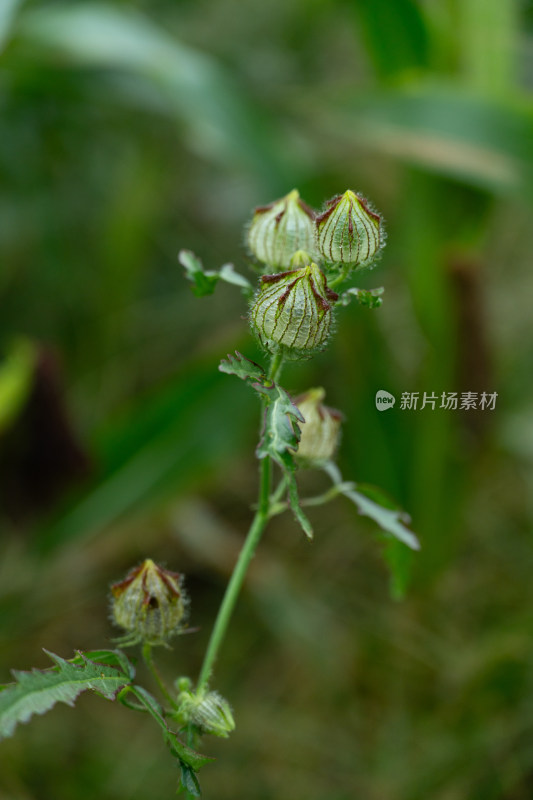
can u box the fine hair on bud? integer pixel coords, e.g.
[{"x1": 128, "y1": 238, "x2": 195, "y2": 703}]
[
  {"x1": 246, "y1": 189, "x2": 317, "y2": 268},
  {"x1": 316, "y1": 189, "x2": 385, "y2": 269},
  {"x1": 249, "y1": 263, "x2": 338, "y2": 360},
  {"x1": 110, "y1": 559, "x2": 189, "y2": 647}
]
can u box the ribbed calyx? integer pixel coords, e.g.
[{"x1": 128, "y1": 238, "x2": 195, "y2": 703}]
[
  {"x1": 316, "y1": 190, "x2": 382, "y2": 268},
  {"x1": 293, "y1": 387, "x2": 342, "y2": 466},
  {"x1": 175, "y1": 679, "x2": 235, "y2": 738},
  {"x1": 247, "y1": 189, "x2": 316, "y2": 268},
  {"x1": 249, "y1": 263, "x2": 338, "y2": 359},
  {"x1": 111, "y1": 559, "x2": 187, "y2": 647}
]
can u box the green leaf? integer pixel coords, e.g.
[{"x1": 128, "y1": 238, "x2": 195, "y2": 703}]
[
  {"x1": 219, "y1": 351, "x2": 265, "y2": 383},
  {"x1": 351, "y1": 0, "x2": 430, "y2": 81},
  {"x1": 179, "y1": 763, "x2": 201, "y2": 796},
  {"x1": 16, "y1": 4, "x2": 287, "y2": 180},
  {"x1": 180, "y1": 251, "x2": 252, "y2": 297},
  {"x1": 324, "y1": 464, "x2": 419, "y2": 551},
  {"x1": 129, "y1": 685, "x2": 213, "y2": 772},
  {"x1": 324, "y1": 86, "x2": 533, "y2": 198},
  {"x1": 286, "y1": 470, "x2": 313, "y2": 540},
  {"x1": 338, "y1": 287, "x2": 384, "y2": 309},
  {"x1": 220, "y1": 351, "x2": 311, "y2": 538},
  {"x1": 255, "y1": 382, "x2": 304, "y2": 466},
  {"x1": 342, "y1": 484, "x2": 419, "y2": 551},
  {"x1": 0, "y1": 0, "x2": 22, "y2": 51},
  {"x1": 69, "y1": 649, "x2": 136, "y2": 680},
  {"x1": 0, "y1": 650, "x2": 133, "y2": 740},
  {"x1": 0, "y1": 339, "x2": 36, "y2": 435}
]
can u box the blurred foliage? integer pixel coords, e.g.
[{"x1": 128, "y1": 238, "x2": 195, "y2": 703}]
[{"x1": 1, "y1": 0, "x2": 533, "y2": 798}]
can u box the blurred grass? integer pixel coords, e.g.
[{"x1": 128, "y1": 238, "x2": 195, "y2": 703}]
[{"x1": 1, "y1": 0, "x2": 533, "y2": 798}]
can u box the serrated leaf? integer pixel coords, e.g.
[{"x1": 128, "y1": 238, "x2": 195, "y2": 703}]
[
  {"x1": 338, "y1": 286, "x2": 384, "y2": 308},
  {"x1": 219, "y1": 351, "x2": 265, "y2": 383},
  {"x1": 180, "y1": 251, "x2": 251, "y2": 297},
  {"x1": 255, "y1": 382, "x2": 304, "y2": 465},
  {"x1": 69, "y1": 649, "x2": 136, "y2": 680},
  {"x1": 0, "y1": 650, "x2": 132, "y2": 740}
]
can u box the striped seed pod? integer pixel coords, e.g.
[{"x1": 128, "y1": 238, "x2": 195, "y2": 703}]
[
  {"x1": 247, "y1": 189, "x2": 317, "y2": 268},
  {"x1": 111, "y1": 559, "x2": 187, "y2": 647},
  {"x1": 316, "y1": 190, "x2": 383, "y2": 268},
  {"x1": 293, "y1": 387, "x2": 343, "y2": 467},
  {"x1": 250, "y1": 263, "x2": 338, "y2": 359}
]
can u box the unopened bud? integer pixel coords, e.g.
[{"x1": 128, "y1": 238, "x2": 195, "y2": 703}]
[
  {"x1": 175, "y1": 685, "x2": 235, "y2": 738},
  {"x1": 293, "y1": 387, "x2": 342, "y2": 466},
  {"x1": 247, "y1": 189, "x2": 316, "y2": 268},
  {"x1": 316, "y1": 190, "x2": 383, "y2": 268},
  {"x1": 250, "y1": 263, "x2": 338, "y2": 359},
  {"x1": 110, "y1": 559, "x2": 187, "y2": 647}
]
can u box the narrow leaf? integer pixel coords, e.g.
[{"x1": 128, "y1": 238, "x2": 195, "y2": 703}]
[
  {"x1": 324, "y1": 463, "x2": 419, "y2": 550},
  {"x1": 179, "y1": 763, "x2": 201, "y2": 796},
  {"x1": 341, "y1": 485, "x2": 419, "y2": 550},
  {"x1": 286, "y1": 470, "x2": 313, "y2": 540},
  {"x1": 0, "y1": 650, "x2": 132, "y2": 740},
  {"x1": 129, "y1": 686, "x2": 213, "y2": 772}
]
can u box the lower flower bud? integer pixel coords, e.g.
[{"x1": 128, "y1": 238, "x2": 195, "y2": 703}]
[
  {"x1": 110, "y1": 559, "x2": 188, "y2": 647},
  {"x1": 293, "y1": 387, "x2": 342, "y2": 466},
  {"x1": 175, "y1": 684, "x2": 235, "y2": 738},
  {"x1": 249, "y1": 263, "x2": 338, "y2": 359}
]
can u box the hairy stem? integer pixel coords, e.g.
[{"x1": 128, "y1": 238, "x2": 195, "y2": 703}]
[{"x1": 195, "y1": 354, "x2": 283, "y2": 693}]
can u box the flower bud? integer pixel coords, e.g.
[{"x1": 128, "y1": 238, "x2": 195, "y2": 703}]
[
  {"x1": 110, "y1": 559, "x2": 187, "y2": 647},
  {"x1": 250, "y1": 263, "x2": 338, "y2": 359},
  {"x1": 247, "y1": 189, "x2": 316, "y2": 268},
  {"x1": 316, "y1": 190, "x2": 383, "y2": 268},
  {"x1": 293, "y1": 387, "x2": 342, "y2": 466},
  {"x1": 175, "y1": 684, "x2": 235, "y2": 738}
]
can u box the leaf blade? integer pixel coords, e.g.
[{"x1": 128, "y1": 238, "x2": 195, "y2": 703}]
[{"x1": 0, "y1": 650, "x2": 132, "y2": 740}]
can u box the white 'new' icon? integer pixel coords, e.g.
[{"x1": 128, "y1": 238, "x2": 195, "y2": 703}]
[{"x1": 375, "y1": 390, "x2": 396, "y2": 410}]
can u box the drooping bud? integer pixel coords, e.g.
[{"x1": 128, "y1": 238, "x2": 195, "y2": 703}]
[
  {"x1": 110, "y1": 559, "x2": 188, "y2": 647},
  {"x1": 174, "y1": 679, "x2": 235, "y2": 738},
  {"x1": 316, "y1": 190, "x2": 383, "y2": 268},
  {"x1": 293, "y1": 387, "x2": 342, "y2": 466},
  {"x1": 247, "y1": 189, "x2": 316, "y2": 268},
  {"x1": 249, "y1": 263, "x2": 338, "y2": 359}
]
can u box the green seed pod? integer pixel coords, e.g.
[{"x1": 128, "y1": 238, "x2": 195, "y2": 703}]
[
  {"x1": 110, "y1": 559, "x2": 187, "y2": 647},
  {"x1": 175, "y1": 686, "x2": 235, "y2": 738},
  {"x1": 293, "y1": 387, "x2": 342, "y2": 466},
  {"x1": 247, "y1": 189, "x2": 317, "y2": 268},
  {"x1": 250, "y1": 263, "x2": 338, "y2": 359},
  {"x1": 316, "y1": 189, "x2": 383, "y2": 268}
]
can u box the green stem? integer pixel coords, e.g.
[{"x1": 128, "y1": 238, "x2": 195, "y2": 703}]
[
  {"x1": 328, "y1": 265, "x2": 350, "y2": 289},
  {"x1": 196, "y1": 458, "x2": 270, "y2": 693},
  {"x1": 195, "y1": 354, "x2": 283, "y2": 694},
  {"x1": 142, "y1": 643, "x2": 176, "y2": 708}
]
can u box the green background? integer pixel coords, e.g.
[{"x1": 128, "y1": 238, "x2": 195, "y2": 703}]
[{"x1": 1, "y1": 0, "x2": 533, "y2": 798}]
